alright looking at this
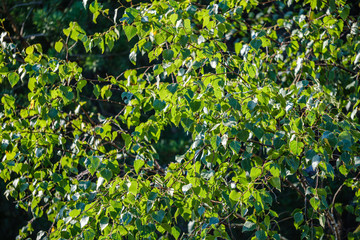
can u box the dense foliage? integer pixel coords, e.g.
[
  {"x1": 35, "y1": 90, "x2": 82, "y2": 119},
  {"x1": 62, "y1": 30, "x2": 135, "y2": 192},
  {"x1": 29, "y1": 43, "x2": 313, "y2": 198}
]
[{"x1": 1, "y1": 0, "x2": 360, "y2": 239}]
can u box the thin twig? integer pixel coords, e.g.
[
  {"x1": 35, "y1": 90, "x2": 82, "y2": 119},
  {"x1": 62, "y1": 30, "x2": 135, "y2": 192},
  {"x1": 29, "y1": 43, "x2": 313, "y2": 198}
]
[
  {"x1": 315, "y1": 62, "x2": 356, "y2": 75},
  {"x1": 9, "y1": 1, "x2": 42, "y2": 11}
]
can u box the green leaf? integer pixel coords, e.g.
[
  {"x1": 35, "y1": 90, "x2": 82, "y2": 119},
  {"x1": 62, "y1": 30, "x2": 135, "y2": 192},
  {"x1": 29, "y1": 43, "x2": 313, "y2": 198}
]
[
  {"x1": 89, "y1": 1, "x2": 101, "y2": 23},
  {"x1": 198, "y1": 206, "x2": 205, "y2": 216},
  {"x1": 163, "y1": 49, "x2": 174, "y2": 61},
  {"x1": 69, "y1": 209, "x2": 81, "y2": 218},
  {"x1": 221, "y1": 134, "x2": 228, "y2": 148},
  {"x1": 238, "y1": 130, "x2": 249, "y2": 142},
  {"x1": 247, "y1": 100, "x2": 257, "y2": 111},
  {"x1": 143, "y1": 41, "x2": 153, "y2": 51},
  {"x1": 209, "y1": 217, "x2": 219, "y2": 225},
  {"x1": 124, "y1": 25, "x2": 137, "y2": 41},
  {"x1": 80, "y1": 216, "x2": 90, "y2": 228},
  {"x1": 28, "y1": 77, "x2": 36, "y2": 91},
  {"x1": 122, "y1": 212, "x2": 133, "y2": 225},
  {"x1": 294, "y1": 212, "x2": 303, "y2": 224},
  {"x1": 152, "y1": 210, "x2": 165, "y2": 223},
  {"x1": 61, "y1": 230, "x2": 71, "y2": 239},
  {"x1": 229, "y1": 97, "x2": 241, "y2": 110},
  {"x1": 8, "y1": 72, "x2": 19, "y2": 87},
  {"x1": 63, "y1": 28, "x2": 71, "y2": 37},
  {"x1": 6, "y1": 151, "x2": 16, "y2": 160},
  {"x1": 339, "y1": 5, "x2": 350, "y2": 20},
  {"x1": 248, "y1": 64, "x2": 256, "y2": 78},
  {"x1": 319, "y1": 214, "x2": 326, "y2": 228},
  {"x1": 215, "y1": 14, "x2": 226, "y2": 23},
  {"x1": 211, "y1": 135, "x2": 221, "y2": 150},
  {"x1": 148, "y1": 191, "x2": 158, "y2": 201},
  {"x1": 242, "y1": 221, "x2": 256, "y2": 232},
  {"x1": 97, "y1": 178, "x2": 104, "y2": 190},
  {"x1": 20, "y1": 183, "x2": 29, "y2": 192},
  {"x1": 250, "y1": 167, "x2": 262, "y2": 180},
  {"x1": 122, "y1": 134, "x2": 132, "y2": 150},
  {"x1": 253, "y1": 128, "x2": 264, "y2": 139},
  {"x1": 84, "y1": 229, "x2": 95, "y2": 240},
  {"x1": 100, "y1": 217, "x2": 109, "y2": 231},
  {"x1": 88, "y1": 157, "x2": 100, "y2": 175},
  {"x1": 26, "y1": 46, "x2": 34, "y2": 55},
  {"x1": 190, "y1": 100, "x2": 201, "y2": 112},
  {"x1": 255, "y1": 230, "x2": 267, "y2": 240},
  {"x1": 60, "y1": 86, "x2": 74, "y2": 101},
  {"x1": 155, "y1": 33, "x2": 166, "y2": 45},
  {"x1": 274, "y1": 138, "x2": 285, "y2": 149},
  {"x1": 310, "y1": 197, "x2": 320, "y2": 210},
  {"x1": 2, "y1": 94, "x2": 15, "y2": 110},
  {"x1": 55, "y1": 41, "x2": 63, "y2": 53},
  {"x1": 153, "y1": 99, "x2": 166, "y2": 111},
  {"x1": 93, "y1": 84, "x2": 101, "y2": 98},
  {"x1": 167, "y1": 83, "x2": 178, "y2": 94},
  {"x1": 354, "y1": 52, "x2": 360, "y2": 65},
  {"x1": 134, "y1": 159, "x2": 144, "y2": 174},
  {"x1": 100, "y1": 169, "x2": 112, "y2": 181},
  {"x1": 250, "y1": 39, "x2": 262, "y2": 50},
  {"x1": 294, "y1": 57, "x2": 303, "y2": 75},
  {"x1": 99, "y1": 37, "x2": 106, "y2": 53},
  {"x1": 129, "y1": 180, "x2": 138, "y2": 195},
  {"x1": 312, "y1": 155, "x2": 321, "y2": 169},
  {"x1": 184, "y1": 19, "x2": 191, "y2": 33},
  {"x1": 235, "y1": 42, "x2": 242, "y2": 55},
  {"x1": 77, "y1": 80, "x2": 87, "y2": 92},
  {"x1": 35, "y1": 148, "x2": 44, "y2": 158},
  {"x1": 129, "y1": 51, "x2": 137, "y2": 64},
  {"x1": 182, "y1": 183, "x2": 192, "y2": 193},
  {"x1": 210, "y1": 57, "x2": 218, "y2": 68},
  {"x1": 170, "y1": 14, "x2": 178, "y2": 24},
  {"x1": 217, "y1": 42, "x2": 227, "y2": 51},
  {"x1": 179, "y1": 35, "x2": 188, "y2": 46},
  {"x1": 171, "y1": 226, "x2": 181, "y2": 239},
  {"x1": 48, "y1": 108, "x2": 58, "y2": 119},
  {"x1": 269, "y1": 177, "x2": 281, "y2": 190},
  {"x1": 101, "y1": 85, "x2": 112, "y2": 99},
  {"x1": 229, "y1": 141, "x2": 242, "y2": 154},
  {"x1": 289, "y1": 140, "x2": 304, "y2": 155},
  {"x1": 229, "y1": 190, "x2": 241, "y2": 202},
  {"x1": 310, "y1": 0, "x2": 317, "y2": 9},
  {"x1": 180, "y1": 49, "x2": 190, "y2": 59},
  {"x1": 286, "y1": 157, "x2": 299, "y2": 172}
]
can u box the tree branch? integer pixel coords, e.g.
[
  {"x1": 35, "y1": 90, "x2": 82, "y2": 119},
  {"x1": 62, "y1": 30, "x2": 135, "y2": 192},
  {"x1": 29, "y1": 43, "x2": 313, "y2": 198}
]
[{"x1": 315, "y1": 62, "x2": 357, "y2": 75}]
